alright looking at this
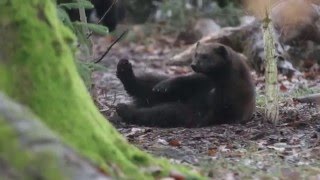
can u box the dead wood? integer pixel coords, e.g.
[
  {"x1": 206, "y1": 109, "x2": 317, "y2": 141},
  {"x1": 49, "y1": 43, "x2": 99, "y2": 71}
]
[
  {"x1": 293, "y1": 93, "x2": 320, "y2": 104},
  {"x1": 167, "y1": 21, "x2": 260, "y2": 66}
]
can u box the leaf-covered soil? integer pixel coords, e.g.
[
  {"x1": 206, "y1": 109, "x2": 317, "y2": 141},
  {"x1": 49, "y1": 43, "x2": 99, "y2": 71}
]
[{"x1": 90, "y1": 32, "x2": 320, "y2": 179}]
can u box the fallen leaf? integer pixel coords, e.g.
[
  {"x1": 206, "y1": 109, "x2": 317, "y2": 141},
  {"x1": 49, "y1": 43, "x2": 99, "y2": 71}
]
[
  {"x1": 168, "y1": 139, "x2": 181, "y2": 147},
  {"x1": 208, "y1": 148, "x2": 218, "y2": 156},
  {"x1": 280, "y1": 83, "x2": 288, "y2": 92},
  {"x1": 169, "y1": 170, "x2": 185, "y2": 180}
]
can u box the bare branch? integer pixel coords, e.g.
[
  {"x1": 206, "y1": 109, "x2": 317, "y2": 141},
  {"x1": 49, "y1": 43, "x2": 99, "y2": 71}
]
[
  {"x1": 98, "y1": 0, "x2": 118, "y2": 25},
  {"x1": 94, "y1": 29, "x2": 128, "y2": 64},
  {"x1": 87, "y1": 0, "x2": 118, "y2": 39},
  {"x1": 293, "y1": 93, "x2": 320, "y2": 105}
]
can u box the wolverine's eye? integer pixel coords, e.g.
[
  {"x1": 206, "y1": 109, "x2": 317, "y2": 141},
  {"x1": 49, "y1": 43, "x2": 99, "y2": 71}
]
[{"x1": 200, "y1": 60, "x2": 207, "y2": 66}]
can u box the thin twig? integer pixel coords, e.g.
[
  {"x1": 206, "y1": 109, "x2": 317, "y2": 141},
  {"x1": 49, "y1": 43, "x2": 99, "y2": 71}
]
[
  {"x1": 112, "y1": 92, "x2": 117, "y2": 105},
  {"x1": 94, "y1": 29, "x2": 128, "y2": 64},
  {"x1": 87, "y1": 0, "x2": 118, "y2": 39},
  {"x1": 98, "y1": 0, "x2": 118, "y2": 25}
]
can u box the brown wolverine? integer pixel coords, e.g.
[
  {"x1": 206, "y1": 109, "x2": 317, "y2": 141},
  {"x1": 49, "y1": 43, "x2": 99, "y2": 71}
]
[{"x1": 116, "y1": 43, "x2": 255, "y2": 127}]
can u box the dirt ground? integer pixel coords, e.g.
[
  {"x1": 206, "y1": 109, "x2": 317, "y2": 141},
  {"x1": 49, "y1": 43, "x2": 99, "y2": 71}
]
[{"x1": 90, "y1": 34, "x2": 320, "y2": 179}]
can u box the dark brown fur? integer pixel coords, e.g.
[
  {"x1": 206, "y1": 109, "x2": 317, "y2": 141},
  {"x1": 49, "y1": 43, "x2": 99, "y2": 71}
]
[{"x1": 116, "y1": 43, "x2": 255, "y2": 127}]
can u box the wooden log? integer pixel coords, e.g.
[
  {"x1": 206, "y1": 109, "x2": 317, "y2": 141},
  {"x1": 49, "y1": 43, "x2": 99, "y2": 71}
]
[
  {"x1": 293, "y1": 93, "x2": 320, "y2": 104},
  {"x1": 167, "y1": 21, "x2": 260, "y2": 66}
]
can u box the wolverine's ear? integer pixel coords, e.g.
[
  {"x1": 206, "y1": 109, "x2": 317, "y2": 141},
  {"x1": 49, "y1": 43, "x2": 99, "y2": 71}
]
[
  {"x1": 196, "y1": 41, "x2": 200, "y2": 49},
  {"x1": 195, "y1": 42, "x2": 200, "y2": 53},
  {"x1": 214, "y1": 45, "x2": 228, "y2": 58}
]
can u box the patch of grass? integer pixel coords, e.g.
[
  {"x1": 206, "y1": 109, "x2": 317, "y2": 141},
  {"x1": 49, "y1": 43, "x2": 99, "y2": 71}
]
[{"x1": 290, "y1": 86, "x2": 320, "y2": 98}]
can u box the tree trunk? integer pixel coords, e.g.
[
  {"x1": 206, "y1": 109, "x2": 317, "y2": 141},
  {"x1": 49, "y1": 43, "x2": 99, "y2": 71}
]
[
  {"x1": 0, "y1": 0, "x2": 199, "y2": 179},
  {"x1": 262, "y1": 16, "x2": 279, "y2": 124}
]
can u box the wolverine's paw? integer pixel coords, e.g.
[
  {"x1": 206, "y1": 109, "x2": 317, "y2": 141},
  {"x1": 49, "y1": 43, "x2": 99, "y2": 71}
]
[
  {"x1": 152, "y1": 80, "x2": 175, "y2": 94},
  {"x1": 116, "y1": 103, "x2": 136, "y2": 123},
  {"x1": 116, "y1": 59, "x2": 134, "y2": 80}
]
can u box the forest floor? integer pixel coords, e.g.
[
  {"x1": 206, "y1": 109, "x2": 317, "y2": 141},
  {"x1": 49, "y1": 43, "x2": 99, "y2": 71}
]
[{"x1": 90, "y1": 32, "x2": 320, "y2": 179}]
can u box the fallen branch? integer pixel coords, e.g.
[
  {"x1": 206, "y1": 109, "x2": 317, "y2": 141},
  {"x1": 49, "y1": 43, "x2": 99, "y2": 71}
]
[
  {"x1": 293, "y1": 93, "x2": 320, "y2": 104},
  {"x1": 168, "y1": 21, "x2": 259, "y2": 66}
]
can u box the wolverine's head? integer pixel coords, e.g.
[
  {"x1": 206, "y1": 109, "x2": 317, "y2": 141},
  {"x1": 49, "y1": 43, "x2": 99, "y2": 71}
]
[{"x1": 191, "y1": 42, "x2": 231, "y2": 75}]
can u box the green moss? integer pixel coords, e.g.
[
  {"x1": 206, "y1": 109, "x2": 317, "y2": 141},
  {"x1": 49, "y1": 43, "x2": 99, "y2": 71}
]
[
  {"x1": 0, "y1": 118, "x2": 65, "y2": 180},
  {"x1": 0, "y1": 0, "x2": 202, "y2": 179}
]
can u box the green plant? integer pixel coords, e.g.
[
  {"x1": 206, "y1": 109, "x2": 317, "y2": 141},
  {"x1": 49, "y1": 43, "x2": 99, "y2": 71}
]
[
  {"x1": 156, "y1": 0, "x2": 190, "y2": 29},
  {"x1": 75, "y1": 61, "x2": 108, "y2": 91},
  {"x1": 152, "y1": 0, "x2": 243, "y2": 34},
  {"x1": 207, "y1": 2, "x2": 243, "y2": 27},
  {"x1": 56, "y1": 0, "x2": 110, "y2": 89}
]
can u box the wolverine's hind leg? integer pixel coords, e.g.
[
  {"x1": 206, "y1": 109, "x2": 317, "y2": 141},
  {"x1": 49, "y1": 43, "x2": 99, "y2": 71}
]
[{"x1": 116, "y1": 102, "x2": 192, "y2": 127}]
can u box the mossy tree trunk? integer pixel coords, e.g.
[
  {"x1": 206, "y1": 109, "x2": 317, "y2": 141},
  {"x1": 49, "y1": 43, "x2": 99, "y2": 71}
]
[
  {"x1": 0, "y1": 0, "x2": 200, "y2": 179},
  {"x1": 262, "y1": 15, "x2": 279, "y2": 124}
]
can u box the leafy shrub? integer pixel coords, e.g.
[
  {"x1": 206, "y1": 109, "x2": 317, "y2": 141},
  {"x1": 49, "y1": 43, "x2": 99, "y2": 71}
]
[{"x1": 57, "y1": 0, "x2": 109, "y2": 89}]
